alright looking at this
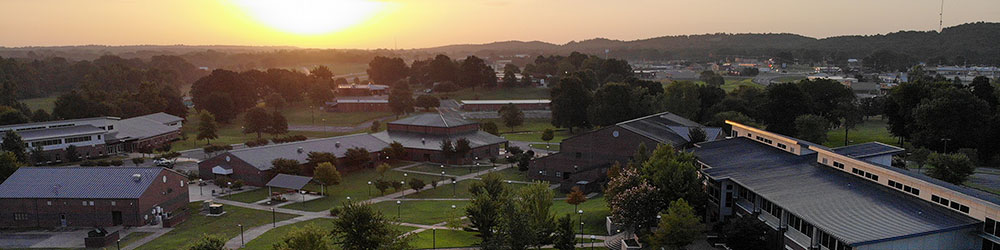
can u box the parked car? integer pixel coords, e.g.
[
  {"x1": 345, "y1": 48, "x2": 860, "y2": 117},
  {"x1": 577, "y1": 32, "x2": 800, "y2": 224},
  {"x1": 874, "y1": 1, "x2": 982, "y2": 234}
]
[{"x1": 153, "y1": 158, "x2": 174, "y2": 168}]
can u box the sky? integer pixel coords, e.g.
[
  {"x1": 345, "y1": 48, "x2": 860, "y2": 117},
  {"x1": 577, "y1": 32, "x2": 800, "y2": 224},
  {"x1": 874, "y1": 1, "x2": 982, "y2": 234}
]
[{"x1": 1, "y1": 0, "x2": 998, "y2": 49}]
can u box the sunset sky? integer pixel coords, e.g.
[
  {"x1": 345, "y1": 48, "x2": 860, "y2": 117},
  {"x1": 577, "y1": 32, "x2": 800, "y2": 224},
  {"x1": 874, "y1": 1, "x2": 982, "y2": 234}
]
[{"x1": 2, "y1": 0, "x2": 998, "y2": 49}]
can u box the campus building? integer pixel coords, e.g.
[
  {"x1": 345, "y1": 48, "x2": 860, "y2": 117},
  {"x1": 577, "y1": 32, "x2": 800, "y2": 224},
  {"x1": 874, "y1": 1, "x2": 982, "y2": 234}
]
[
  {"x1": 528, "y1": 112, "x2": 723, "y2": 192},
  {"x1": 0, "y1": 167, "x2": 189, "y2": 228},
  {"x1": 694, "y1": 121, "x2": 1000, "y2": 250},
  {"x1": 324, "y1": 99, "x2": 390, "y2": 112},
  {"x1": 0, "y1": 113, "x2": 183, "y2": 164},
  {"x1": 198, "y1": 113, "x2": 507, "y2": 186},
  {"x1": 336, "y1": 83, "x2": 389, "y2": 96},
  {"x1": 459, "y1": 99, "x2": 551, "y2": 111}
]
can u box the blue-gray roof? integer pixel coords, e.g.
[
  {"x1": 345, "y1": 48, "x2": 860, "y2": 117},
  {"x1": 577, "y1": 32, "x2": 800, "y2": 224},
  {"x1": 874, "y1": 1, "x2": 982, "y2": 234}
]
[
  {"x1": 0, "y1": 167, "x2": 167, "y2": 199},
  {"x1": 226, "y1": 133, "x2": 390, "y2": 171},
  {"x1": 832, "y1": 142, "x2": 905, "y2": 158},
  {"x1": 15, "y1": 125, "x2": 106, "y2": 141},
  {"x1": 266, "y1": 174, "x2": 312, "y2": 189},
  {"x1": 615, "y1": 112, "x2": 722, "y2": 146},
  {"x1": 694, "y1": 138, "x2": 980, "y2": 246},
  {"x1": 370, "y1": 130, "x2": 507, "y2": 151}
]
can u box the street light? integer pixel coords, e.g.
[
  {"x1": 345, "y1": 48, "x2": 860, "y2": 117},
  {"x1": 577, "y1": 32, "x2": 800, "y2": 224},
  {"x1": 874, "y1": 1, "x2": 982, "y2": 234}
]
[
  {"x1": 116, "y1": 239, "x2": 121, "y2": 250},
  {"x1": 400, "y1": 181, "x2": 406, "y2": 195},
  {"x1": 367, "y1": 181, "x2": 372, "y2": 197},
  {"x1": 590, "y1": 235, "x2": 596, "y2": 249},
  {"x1": 396, "y1": 200, "x2": 402, "y2": 219},
  {"x1": 577, "y1": 209, "x2": 584, "y2": 245},
  {"x1": 451, "y1": 179, "x2": 457, "y2": 197},
  {"x1": 238, "y1": 224, "x2": 245, "y2": 246},
  {"x1": 271, "y1": 208, "x2": 275, "y2": 227},
  {"x1": 433, "y1": 228, "x2": 437, "y2": 249}
]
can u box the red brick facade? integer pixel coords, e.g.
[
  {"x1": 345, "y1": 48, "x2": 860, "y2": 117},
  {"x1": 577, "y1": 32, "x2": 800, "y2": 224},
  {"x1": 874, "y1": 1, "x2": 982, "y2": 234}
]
[
  {"x1": 0, "y1": 170, "x2": 189, "y2": 228},
  {"x1": 198, "y1": 151, "x2": 386, "y2": 187},
  {"x1": 386, "y1": 123, "x2": 479, "y2": 135},
  {"x1": 528, "y1": 126, "x2": 661, "y2": 191}
]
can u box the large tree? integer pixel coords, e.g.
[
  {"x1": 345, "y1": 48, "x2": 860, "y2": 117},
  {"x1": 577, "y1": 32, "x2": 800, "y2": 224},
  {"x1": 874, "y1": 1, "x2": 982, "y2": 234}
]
[
  {"x1": 552, "y1": 215, "x2": 575, "y2": 250},
  {"x1": 499, "y1": 104, "x2": 525, "y2": 132},
  {"x1": 926, "y1": 152, "x2": 976, "y2": 185},
  {"x1": 267, "y1": 111, "x2": 289, "y2": 136},
  {"x1": 313, "y1": 162, "x2": 342, "y2": 194},
  {"x1": 650, "y1": 198, "x2": 702, "y2": 250},
  {"x1": 761, "y1": 83, "x2": 812, "y2": 135},
  {"x1": 458, "y1": 56, "x2": 495, "y2": 90},
  {"x1": 663, "y1": 81, "x2": 701, "y2": 120},
  {"x1": 196, "y1": 110, "x2": 219, "y2": 145},
  {"x1": 721, "y1": 215, "x2": 770, "y2": 250},
  {"x1": 272, "y1": 158, "x2": 301, "y2": 175},
  {"x1": 190, "y1": 69, "x2": 257, "y2": 122},
  {"x1": 414, "y1": 95, "x2": 439, "y2": 111},
  {"x1": 242, "y1": 107, "x2": 270, "y2": 138},
  {"x1": 273, "y1": 224, "x2": 334, "y2": 250},
  {"x1": 794, "y1": 114, "x2": 830, "y2": 144},
  {"x1": 911, "y1": 88, "x2": 992, "y2": 153},
  {"x1": 331, "y1": 202, "x2": 411, "y2": 250},
  {"x1": 388, "y1": 81, "x2": 414, "y2": 117},
  {"x1": 366, "y1": 56, "x2": 409, "y2": 85},
  {"x1": 342, "y1": 148, "x2": 372, "y2": 169},
  {"x1": 0, "y1": 152, "x2": 21, "y2": 183},
  {"x1": 550, "y1": 76, "x2": 592, "y2": 133},
  {"x1": 186, "y1": 234, "x2": 226, "y2": 250},
  {"x1": 1, "y1": 130, "x2": 27, "y2": 163},
  {"x1": 589, "y1": 83, "x2": 640, "y2": 126}
]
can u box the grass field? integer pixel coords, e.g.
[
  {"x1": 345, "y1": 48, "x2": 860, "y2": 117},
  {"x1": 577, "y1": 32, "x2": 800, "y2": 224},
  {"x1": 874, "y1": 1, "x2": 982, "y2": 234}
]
[
  {"x1": 434, "y1": 87, "x2": 550, "y2": 100},
  {"x1": 403, "y1": 180, "x2": 478, "y2": 199},
  {"x1": 405, "y1": 163, "x2": 491, "y2": 176},
  {"x1": 551, "y1": 195, "x2": 609, "y2": 236},
  {"x1": 475, "y1": 118, "x2": 579, "y2": 143},
  {"x1": 222, "y1": 187, "x2": 285, "y2": 203},
  {"x1": 119, "y1": 231, "x2": 154, "y2": 248},
  {"x1": 491, "y1": 168, "x2": 531, "y2": 182},
  {"x1": 244, "y1": 218, "x2": 419, "y2": 250},
  {"x1": 823, "y1": 117, "x2": 898, "y2": 148},
  {"x1": 19, "y1": 96, "x2": 58, "y2": 112},
  {"x1": 675, "y1": 78, "x2": 764, "y2": 93},
  {"x1": 773, "y1": 76, "x2": 807, "y2": 83},
  {"x1": 530, "y1": 143, "x2": 560, "y2": 151},
  {"x1": 410, "y1": 229, "x2": 480, "y2": 249},
  {"x1": 280, "y1": 162, "x2": 439, "y2": 212},
  {"x1": 280, "y1": 104, "x2": 392, "y2": 126},
  {"x1": 134, "y1": 202, "x2": 299, "y2": 250},
  {"x1": 174, "y1": 108, "x2": 356, "y2": 151},
  {"x1": 372, "y1": 200, "x2": 470, "y2": 225}
]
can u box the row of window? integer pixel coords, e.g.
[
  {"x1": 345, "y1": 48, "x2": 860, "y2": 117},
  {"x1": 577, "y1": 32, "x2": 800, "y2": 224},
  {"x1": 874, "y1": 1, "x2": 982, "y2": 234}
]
[
  {"x1": 788, "y1": 213, "x2": 815, "y2": 236},
  {"x1": 833, "y1": 161, "x2": 845, "y2": 169},
  {"x1": 65, "y1": 136, "x2": 92, "y2": 143},
  {"x1": 931, "y1": 195, "x2": 970, "y2": 213},
  {"x1": 982, "y1": 238, "x2": 1000, "y2": 250},
  {"x1": 14, "y1": 213, "x2": 29, "y2": 221},
  {"x1": 850, "y1": 168, "x2": 879, "y2": 181},
  {"x1": 777, "y1": 143, "x2": 787, "y2": 149},
  {"x1": 985, "y1": 218, "x2": 1000, "y2": 238},
  {"x1": 760, "y1": 198, "x2": 783, "y2": 218},
  {"x1": 754, "y1": 136, "x2": 774, "y2": 144},
  {"x1": 31, "y1": 139, "x2": 62, "y2": 147},
  {"x1": 817, "y1": 229, "x2": 853, "y2": 250},
  {"x1": 886, "y1": 180, "x2": 920, "y2": 196}
]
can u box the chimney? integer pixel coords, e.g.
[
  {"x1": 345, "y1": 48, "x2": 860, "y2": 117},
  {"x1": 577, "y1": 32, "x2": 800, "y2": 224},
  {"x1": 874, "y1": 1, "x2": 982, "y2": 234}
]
[
  {"x1": 335, "y1": 141, "x2": 341, "y2": 148},
  {"x1": 297, "y1": 147, "x2": 304, "y2": 154},
  {"x1": 132, "y1": 174, "x2": 142, "y2": 182}
]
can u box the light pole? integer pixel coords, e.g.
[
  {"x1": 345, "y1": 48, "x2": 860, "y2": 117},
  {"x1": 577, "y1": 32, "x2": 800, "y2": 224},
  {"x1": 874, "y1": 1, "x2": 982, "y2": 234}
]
[
  {"x1": 433, "y1": 228, "x2": 437, "y2": 249},
  {"x1": 116, "y1": 239, "x2": 120, "y2": 250},
  {"x1": 451, "y1": 178, "x2": 457, "y2": 197},
  {"x1": 577, "y1": 209, "x2": 584, "y2": 245},
  {"x1": 300, "y1": 190, "x2": 306, "y2": 209},
  {"x1": 238, "y1": 224, "x2": 245, "y2": 246},
  {"x1": 367, "y1": 181, "x2": 372, "y2": 197},
  {"x1": 272, "y1": 208, "x2": 275, "y2": 227},
  {"x1": 400, "y1": 181, "x2": 406, "y2": 196},
  {"x1": 942, "y1": 138, "x2": 952, "y2": 152},
  {"x1": 226, "y1": 182, "x2": 232, "y2": 194},
  {"x1": 590, "y1": 235, "x2": 596, "y2": 249},
  {"x1": 198, "y1": 178, "x2": 203, "y2": 196},
  {"x1": 396, "y1": 200, "x2": 402, "y2": 220}
]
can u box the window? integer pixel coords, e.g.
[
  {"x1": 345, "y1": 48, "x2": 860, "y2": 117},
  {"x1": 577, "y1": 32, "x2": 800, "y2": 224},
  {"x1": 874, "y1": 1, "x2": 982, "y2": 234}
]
[
  {"x1": 163, "y1": 176, "x2": 167, "y2": 183},
  {"x1": 732, "y1": 130, "x2": 738, "y2": 136},
  {"x1": 31, "y1": 139, "x2": 62, "y2": 147},
  {"x1": 108, "y1": 125, "x2": 114, "y2": 130},
  {"x1": 932, "y1": 195, "x2": 941, "y2": 203},
  {"x1": 89, "y1": 201, "x2": 94, "y2": 206},
  {"x1": 47, "y1": 201, "x2": 52, "y2": 205},
  {"x1": 888, "y1": 180, "x2": 896, "y2": 186},
  {"x1": 777, "y1": 143, "x2": 787, "y2": 149},
  {"x1": 960, "y1": 205, "x2": 969, "y2": 213},
  {"x1": 555, "y1": 172, "x2": 562, "y2": 177},
  {"x1": 111, "y1": 201, "x2": 116, "y2": 206},
  {"x1": 65, "y1": 136, "x2": 91, "y2": 143},
  {"x1": 911, "y1": 188, "x2": 919, "y2": 195},
  {"x1": 82, "y1": 201, "x2": 88, "y2": 206},
  {"x1": 822, "y1": 158, "x2": 828, "y2": 164},
  {"x1": 14, "y1": 213, "x2": 28, "y2": 221},
  {"x1": 833, "y1": 162, "x2": 845, "y2": 169}
]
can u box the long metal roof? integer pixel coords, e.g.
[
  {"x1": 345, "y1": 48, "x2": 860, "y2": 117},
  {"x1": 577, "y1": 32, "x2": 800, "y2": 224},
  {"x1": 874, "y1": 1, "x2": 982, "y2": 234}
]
[
  {"x1": 109, "y1": 114, "x2": 180, "y2": 141},
  {"x1": 694, "y1": 138, "x2": 980, "y2": 246},
  {"x1": 226, "y1": 133, "x2": 390, "y2": 171},
  {"x1": 266, "y1": 174, "x2": 313, "y2": 190},
  {"x1": 0, "y1": 167, "x2": 166, "y2": 199},
  {"x1": 15, "y1": 125, "x2": 106, "y2": 141},
  {"x1": 832, "y1": 142, "x2": 905, "y2": 158},
  {"x1": 460, "y1": 100, "x2": 551, "y2": 105},
  {"x1": 615, "y1": 112, "x2": 722, "y2": 146},
  {"x1": 388, "y1": 113, "x2": 475, "y2": 128},
  {"x1": 370, "y1": 130, "x2": 507, "y2": 151}
]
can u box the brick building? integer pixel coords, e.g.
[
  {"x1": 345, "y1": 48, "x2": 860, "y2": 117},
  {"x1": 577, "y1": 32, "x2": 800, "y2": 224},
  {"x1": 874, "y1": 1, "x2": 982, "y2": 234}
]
[
  {"x1": 528, "y1": 112, "x2": 722, "y2": 192},
  {"x1": 0, "y1": 167, "x2": 189, "y2": 228},
  {"x1": 336, "y1": 84, "x2": 389, "y2": 96},
  {"x1": 324, "y1": 99, "x2": 390, "y2": 112},
  {"x1": 459, "y1": 100, "x2": 551, "y2": 111},
  {"x1": 371, "y1": 113, "x2": 507, "y2": 164}
]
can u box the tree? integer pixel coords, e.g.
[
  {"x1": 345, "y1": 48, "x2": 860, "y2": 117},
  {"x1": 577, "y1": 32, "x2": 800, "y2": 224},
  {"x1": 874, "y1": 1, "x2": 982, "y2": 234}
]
[
  {"x1": 501, "y1": 64, "x2": 520, "y2": 88},
  {"x1": 552, "y1": 215, "x2": 575, "y2": 250},
  {"x1": 512, "y1": 182, "x2": 555, "y2": 248},
  {"x1": 391, "y1": 180, "x2": 404, "y2": 192},
  {"x1": 926, "y1": 153, "x2": 976, "y2": 185},
  {"x1": 0, "y1": 107, "x2": 29, "y2": 125},
  {"x1": 466, "y1": 173, "x2": 509, "y2": 242},
  {"x1": 911, "y1": 88, "x2": 991, "y2": 154},
  {"x1": 688, "y1": 127, "x2": 707, "y2": 145},
  {"x1": 342, "y1": 148, "x2": 372, "y2": 169},
  {"x1": 331, "y1": 202, "x2": 411, "y2": 250},
  {"x1": 481, "y1": 121, "x2": 499, "y2": 136},
  {"x1": 29, "y1": 145, "x2": 47, "y2": 164},
  {"x1": 1, "y1": 130, "x2": 27, "y2": 163},
  {"x1": 794, "y1": 114, "x2": 830, "y2": 144},
  {"x1": 196, "y1": 110, "x2": 219, "y2": 144},
  {"x1": 970, "y1": 76, "x2": 997, "y2": 107},
  {"x1": 699, "y1": 70, "x2": 724, "y2": 87},
  {"x1": 762, "y1": 83, "x2": 812, "y2": 135},
  {"x1": 267, "y1": 111, "x2": 289, "y2": 136},
  {"x1": 414, "y1": 95, "x2": 439, "y2": 110},
  {"x1": 458, "y1": 56, "x2": 494, "y2": 90},
  {"x1": 314, "y1": 163, "x2": 342, "y2": 193},
  {"x1": 0, "y1": 152, "x2": 21, "y2": 183},
  {"x1": 306, "y1": 152, "x2": 337, "y2": 165},
  {"x1": 589, "y1": 83, "x2": 642, "y2": 126},
  {"x1": 454, "y1": 138, "x2": 472, "y2": 161},
  {"x1": 663, "y1": 81, "x2": 701, "y2": 120},
  {"x1": 272, "y1": 158, "x2": 301, "y2": 175},
  {"x1": 541, "y1": 128, "x2": 554, "y2": 144},
  {"x1": 266, "y1": 93, "x2": 286, "y2": 112},
  {"x1": 388, "y1": 81, "x2": 414, "y2": 117},
  {"x1": 273, "y1": 224, "x2": 334, "y2": 250},
  {"x1": 565, "y1": 186, "x2": 587, "y2": 213},
  {"x1": 408, "y1": 178, "x2": 426, "y2": 193},
  {"x1": 367, "y1": 56, "x2": 409, "y2": 85},
  {"x1": 909, "y1": 147, "x2": 932, "y2": 169},
  {"x1": 374, "y1": 179, "x2": 391, "y2": 195},
  {"x1": 369, "y1": 120, "x2": 381, "y2": 133},
  {"x1": 375, "y1": 163, "x2": 391, "y2": 178},
  {"x1": 551, "y1": 76, "x2": 592, "y2": 133},
  {"x1": 721, "y1": 215, "x2": 769, "y2": 250},
  {"x1": 30, "y1": 109, "x2": 51, "y2": 122},
  {"x1": 186, "y1": 234, "x2": 226, "y2": 250},
  {"x1": 650, "y1": 199, "x2": 702, "y2": 250},
  {"x1": 384, "y1": 141, "x2": 407, "y2": 161},
  {"x1": 64, "y1": 145, "x2": 79, "y2": 162},
  {"x1": 429, "y1": 54, "x2": 458, "y2": 84},
  {"x1": 243, "y1": 107, "x2": 270, "y2": 138},
  {"x1": 499, "y1": 104, "x2": 525, "y2": 132},
  {"x1": 439, "y1": 139, "x2": 455, "y2": 162}
]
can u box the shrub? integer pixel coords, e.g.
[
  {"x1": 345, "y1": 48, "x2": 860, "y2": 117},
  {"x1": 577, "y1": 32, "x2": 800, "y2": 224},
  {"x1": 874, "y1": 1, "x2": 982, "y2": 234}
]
[
  {"x1": 272, "y1": 135, "x2": 308, "y2": 144},
  {"x1": 203, "y1": 144, "x2": 234, "y2": 154},
  {"x1": 329, "y1": 207, "x2": 342, "y2": 216},
  {"x1": 131, "y1": 158, "x2": 145, "y2": 166},
  {"x1": 157, "y1": 151, "x2": 182, "y2": 159},
  {"x1": 245, "y1": 138, "x2": 269, "y2": 147},
  {"x1": 231, "y1": 180, "x2": 245, "y2": 189},
  {"x1": 433, "y1": 81, "x2": 459, "y2": 92}
]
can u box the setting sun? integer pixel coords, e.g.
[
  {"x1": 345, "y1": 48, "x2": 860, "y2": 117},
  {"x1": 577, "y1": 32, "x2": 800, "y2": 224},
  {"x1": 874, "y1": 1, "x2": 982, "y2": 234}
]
[{"x1": 231, "y1": 0, "x2": 384, "y2": 35}]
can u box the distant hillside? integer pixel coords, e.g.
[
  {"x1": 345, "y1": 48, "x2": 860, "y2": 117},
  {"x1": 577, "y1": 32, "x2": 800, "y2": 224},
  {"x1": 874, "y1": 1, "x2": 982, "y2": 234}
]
[
  {"x1": 0, "y1": 45, "x2": 298, "y2": 61},
  {"x1": 419, "y1": 22, "x2": 1000, "y2": 65}
]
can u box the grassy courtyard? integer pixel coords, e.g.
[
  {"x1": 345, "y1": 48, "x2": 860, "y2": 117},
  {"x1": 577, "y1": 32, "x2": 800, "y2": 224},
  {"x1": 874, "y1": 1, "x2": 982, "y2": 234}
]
[
  {"x1": 410, "y1": 229, "x2": 480, "y2": 249},
  {"x1": 134, "y1": 202, "x2": 299, "y2": 250},
  {"x1": 434, "y1": 87, "x2": 550, "y2": 100},
  {"x1": 478, "y1": 118, "x2": 578, "y2": 143},
  {"x1": 174, "y1": 108, "x2": 353, "y2": 151},
  {"x1": 371, "y1": 200, "x2": 469, "y2": 225},
  {"x1": 280, "y1": 162, "x2": 439, "y2": 212},
  {"x1": 551, "y1": 195, "x2": 610, "y2": 236},
  {"x1": 405, "y1": 163, "x2": 492, "y2": 176},
  {"x1": 823, "y1": 117, "x2": 898, "y2": 148},
  {"x1": 19, "y1": 95, "x2": 58, "y2": 112},
  {"x1": 280, "y1": 104, "x2": 392, "y2": 126}
]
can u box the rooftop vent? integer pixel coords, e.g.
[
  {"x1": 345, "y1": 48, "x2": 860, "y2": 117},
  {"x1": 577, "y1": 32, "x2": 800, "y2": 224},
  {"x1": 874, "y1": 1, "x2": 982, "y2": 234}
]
[
  {"x1": 335, "y1": 141, "x2": 341, "y2": 148},
  {"x1": 132, "y1": 174, "x2": 142, "y2": 182},
  {"x1": 421, "y1": 138, "x2": 426, "y2": 144},
  {"x1": 297, "y1": 147, "x2": 304, "y2": 154}
]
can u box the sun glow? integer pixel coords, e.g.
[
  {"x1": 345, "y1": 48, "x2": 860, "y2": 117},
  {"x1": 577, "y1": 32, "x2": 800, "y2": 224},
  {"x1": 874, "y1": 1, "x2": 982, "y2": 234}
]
[{"x1": 232, "y1": 0, "x2": 384, "y2": 35}]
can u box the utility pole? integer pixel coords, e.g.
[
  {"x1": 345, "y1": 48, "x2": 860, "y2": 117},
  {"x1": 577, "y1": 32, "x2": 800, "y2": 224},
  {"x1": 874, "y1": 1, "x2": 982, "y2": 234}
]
[{"x1": 939, "y1": 0, "x2": 945, "y2": 32}]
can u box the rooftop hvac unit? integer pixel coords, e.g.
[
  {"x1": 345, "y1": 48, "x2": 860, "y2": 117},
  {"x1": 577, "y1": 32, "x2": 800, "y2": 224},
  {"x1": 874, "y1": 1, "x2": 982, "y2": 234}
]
[
  {"x1": 335, "y1": 141, "x2": 341, "y2": 148},
  {"x1": 132, "y1": 174, "x2": 142, "y2": 182},
  {"x1": 297, "y1": 147, "x2": 304, "y2": 154}
]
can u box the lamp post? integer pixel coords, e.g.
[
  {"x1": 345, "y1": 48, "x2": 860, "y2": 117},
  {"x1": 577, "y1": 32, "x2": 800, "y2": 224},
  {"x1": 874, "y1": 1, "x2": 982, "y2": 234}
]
[
  {"x1": 238, "y1": 224, "x2": 245, "y2": 246},
  {"x1": 226, "y1": 182, "x2": 232, "y2": 194},
  {"x1": 116, "y1": 239, "x2": 120, "y2": 250},
  {"x1": 367, "y1": 181, "x2": 372, "y2": 197},
  {"x1": 942, "y1": 138, "x2": 952, "y2": 152},
  {"x1": 396, "y1": 200, "x2": 402, "y2": 219},
  {"x1": 198, "y1": 178, "x2": 203, "y2": 196},
  {"x1": 400, "y1": 181, "x2": 406, "y2": 196},
  {"x1": 300, "y1": 190, "x2": 306, "y2": 209},
  {"x1": 577, "y1": 209, "x2": 584, "y2": 245},
  {"x1": 590, "y1": 235, "x2": 596, "y2": 249},
  {"x1": 433, "y1": 228, "x2": 437, "y2": 249},
  {"x1": 272, "y1": 208, "x2": 275, "y2": 227},
  {"x1": 451, "y1": 179, "x2": 457, "y2": 197}
]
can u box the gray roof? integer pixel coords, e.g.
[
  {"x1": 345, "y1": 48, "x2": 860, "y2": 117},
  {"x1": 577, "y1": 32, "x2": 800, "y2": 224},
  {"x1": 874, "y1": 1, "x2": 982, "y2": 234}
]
[
  {"x1": 0, "y1": 116, "x2": 118, "y2": 131},
  {"x1": 227, "y1": 133, "x2": 389, "y2": 170},
  {"x1": 137, "y1": 112, "x2": 183, "y2": 124},
  {"x1": 460, "y1": 100, "x2": 550, "y2": 105},
  {"x1": 615, "y1": 112, "x2": 721, "y2": 146},
  {"x1": 370, "y1": 130, "x2": 507, "y2": 151},
  {"x1": 108, "y1": 115, "x2": 178, "y2": 141},
  {"x1": 832, "y1": 142, "x2": 905, "y2": 158},
  {"x1": 266, "y1": 174, "x2": 313, "y2": 189},
  {"x1": 16, "y1": 125, "x2": 106, "y2": 141},
  {"x1": 694, "y1": 138, "x2": 981, "y2": 246},
  {"x1": 389, "y1": 113, "x2": 475, "y2": 128},
  {"x1": 0, "y1": 167, "x2": 167, "y2": 199}
]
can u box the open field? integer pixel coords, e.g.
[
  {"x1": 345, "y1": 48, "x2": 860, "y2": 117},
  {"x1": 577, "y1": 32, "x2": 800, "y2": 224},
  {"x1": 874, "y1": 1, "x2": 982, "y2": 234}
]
[
  {"x1": 19, "y1": 96, "x2": 58, "y2": 112},
  {"x1": 551, "y1": 195, "x2": 609, "y2": 236},
  {"x1": 406, "y1": 163, "x2": 492, "y2": 176},
  {"x1": 491, "y1": 167, "x2": 531, "y2": 182},
  {"x1": 119, "y1": 231, "x2": 154, "y2": 248},
  {"x1": 530, "y1": 143, "x2": 560, "y2": 151},
  {"x1": 672, "y1": 78, "x2": 764, "y2": 93},
  {"x1": 823, "y1": 117, "x2": 897, "y2": 148},
  {"x1": 410, "y1": 229, "x2": 480, "y2": 249},
  {"x1": 434, "y1": 87, "x2": 550, "y2": 100},
  {"x1": 372, "y1": 200, "x2": 470, "y2": 225},
  {"x1": 244, "y1": 218, "x2": 418, "y2": 250},
  {"x1": 222, "y1": 188, "x2": 277, "y2": 203},
  {"x1": 174, "y1": 108, "x2": 357, "y2": 151},
  {"x1": 134, "y1": 202, "x2": 298, "y2": 250},
  {"x1": 280, "y1": 162, "x2": 439, "y2": 212},
  {"x1": 475, "y1": 118, "x2": 579, "y2": 143},
  {"x1": 280, "y1": 104, "x2": 392, "y2": 126}
]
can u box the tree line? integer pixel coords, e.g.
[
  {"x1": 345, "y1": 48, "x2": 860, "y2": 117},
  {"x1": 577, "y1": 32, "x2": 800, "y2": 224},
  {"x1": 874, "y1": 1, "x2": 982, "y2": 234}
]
[{"x1": 190, "y1": 66, "x2": 340, "y2": 123}]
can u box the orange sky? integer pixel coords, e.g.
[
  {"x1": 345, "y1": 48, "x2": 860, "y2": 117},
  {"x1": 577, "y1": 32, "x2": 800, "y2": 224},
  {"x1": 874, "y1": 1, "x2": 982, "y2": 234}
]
[{"x1": 1, "y1": 0, "x2": 998, "y2": 49}]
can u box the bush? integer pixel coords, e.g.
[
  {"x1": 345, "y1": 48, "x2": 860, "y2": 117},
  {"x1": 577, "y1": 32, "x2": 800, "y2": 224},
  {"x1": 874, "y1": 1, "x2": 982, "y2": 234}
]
[
  {"x1": 245, "y1": 138, "x2": 269, "y2": 148},
  {"x1": 81, "y1": 159, "x2": 123, "y2": 167},
  {"x1": 329, "y1": 207, "x2": 341, "y2": 216},
  {"x1": 433, "y1": 81, "x2": 460, "y2": 92},
  {"x1": 216, "y1": 176, "x2": 234, "y2": 188},
  {"x1": 203, "y1": 144, "x2": 234, "y2": 154},
  {"x1": 272, "y1": 135, "x2": 308, "y2": 144},
  {"x1": 131, "y1": 158, "x2": 145, "y2": 166},
  {"x1": 231, "y1": 180, "x2": 244, "y2": 190},
  {"x1": 157, "y1": 151, "x2": 182, "y2": 159}
]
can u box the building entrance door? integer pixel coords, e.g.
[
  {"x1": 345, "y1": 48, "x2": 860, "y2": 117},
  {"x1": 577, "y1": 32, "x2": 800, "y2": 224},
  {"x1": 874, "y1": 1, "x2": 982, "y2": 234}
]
[
  {"x1": 112, "y1": 211, "x2": 123, "y2": 225},
  {"x1": 59, "y1": 214, "x2": 67, "y2": 227}
]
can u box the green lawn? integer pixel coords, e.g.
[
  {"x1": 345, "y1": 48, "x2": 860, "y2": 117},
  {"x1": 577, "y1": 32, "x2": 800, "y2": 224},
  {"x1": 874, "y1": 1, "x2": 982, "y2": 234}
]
[
  {"x1": 410, "y1": 229, "x2": 480, "y2": 249},
  {"x1": 134, "y1": 202, "x2": 299, "y2": 250},
  {"x1": 221, "y1": 188, "x2": 278, "y2": 203},
  {"x1": 680, "y1": 78, "x2": 764, "y2": 93},
  {"x1": 174, "y1": 108, "x2": 354, "y2": 151},
  {"x1": 434, "y1": 87, "x2": 550, "y2": 100},
  {"x1": 774, "y1": 76, "x2": 806, "y2": 83},
  {"x1": 551, "y1": 195, "x2": 609, "y2": 236},
  {"x1": 280, "y1": 105, "x2": 392, "y2": 126},
  {"x1": 823, "y1": 117, "x2": 898, "y2": 148},
  {"x1": 119, "y1": 231, "x2": 154, "y2": 248},
  {"x1": 477, "y1": 119, "x2": 579, "y2": 143},
  {"x1": 244, "y1": 218, "x2": 419, "y2": 250},
  {"x1": 404, "y1": 180, "x2": 477, "y2": 199},
  {"x1": 372, "y1": 200, "x2": 469, "y2": 225},
  {"x1": 491, "y1": 168, "x2": 531, "y2": 182},
  {"x1": 405, "y1": 163, "x2": 491, "y2": 176},
  {"x1": 529, "y1": 143, "x2": 559, "y2": 151},
  {"x1": 280, "y1": 163, "x2": 439, "y2": 212},
  {"x1": 19, "y1": 96, "x2": 58, "y2": 112}
]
